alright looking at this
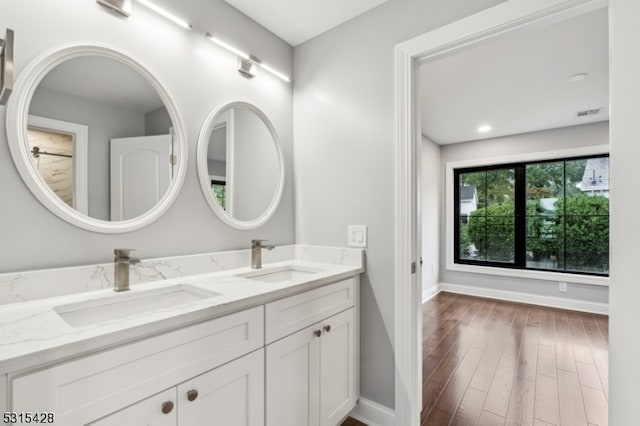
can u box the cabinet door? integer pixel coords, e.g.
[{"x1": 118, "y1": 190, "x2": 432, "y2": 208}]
[
  {"x1": 320, "y1": 308, "x2": 358, "y2": 426},
  {"x1": 177, "y1": 349, "x2": 264, "y2": 426},
  {"x1": 88, "y1": 388, "x2": 177, "y2": 426},
  {"x1": 266, "y1": 324, "x2": 321, "y2": 426}
]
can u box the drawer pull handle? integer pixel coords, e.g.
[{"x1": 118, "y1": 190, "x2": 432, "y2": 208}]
[
  {"x1": 314, "y1": 329, "x2": 322, "y2": 338},
  {"x1": 187, "y1": 389, "x2": 199, "y2": 401},
  {"x1": 161, "y1": 401, "x2": 174, "y2": 414},
  {"x1": 323, "y1": 325, "x2": 331, "y2": 332}
]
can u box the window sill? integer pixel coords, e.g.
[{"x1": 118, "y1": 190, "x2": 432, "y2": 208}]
[{"x1": 446, "y1": 262, "x2": 609, "y2": 287}]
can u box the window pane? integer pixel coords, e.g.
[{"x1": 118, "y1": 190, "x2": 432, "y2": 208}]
[
  {"x1": 527, "y1": 161, "x2": 564, "y2": 200},
  {"x1": 464, "y1": 215, "x2": 486, "y2": 261},
  {"x1": 484, "y1": 169, "x2": 515, "y2": 262},
  {"x1": 486, "y1": 168, "x2": 515, "y2": 210},
  {"x1": 562, "y1": 156, "x2": 609, "y2": 274},
  {"x1": 565, "y1": 158, "x2": 586, "y2": 197},
  {"x1": 562, "y1": 196, "x2": 609, "y2": 274},
  {"x1": 458, "y1": 168, "x2": 515, "y2": 264},
  {"x1": 573, "y1": 157, "x2": 609, "y2": 198},
  {"x1": 526, "y1": 215, "x2": 564, "y2": 271},
  {"x1": 459, "y1": 217, "x2": 481, "y2": 260},
  {"x1": 525, "y1": 161, "x2": 564, "y2": 272},
  {"x1": 459, "y1": 171, "x2": 485, "y2": 212},
  {"x1": 487, "y1": 215, "x2": 515, "y2": 263}
]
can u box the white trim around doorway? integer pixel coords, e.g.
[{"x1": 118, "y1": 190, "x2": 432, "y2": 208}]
[{"x1": 393, "y1": 0, "x2": 608, "y2": 424}]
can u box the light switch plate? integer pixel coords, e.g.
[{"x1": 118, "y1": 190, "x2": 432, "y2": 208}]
[{"x1": 348, "y1": 225, "x2": 367, "y2": 248}]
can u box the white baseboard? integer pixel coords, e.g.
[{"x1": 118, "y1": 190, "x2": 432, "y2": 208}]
[
  {"x1": 349, "y1": 397, "x2": 394, "y2": 426},
  {"x1": 422, "y1": 284, "x2": 441, "y2": 303},
  {"x1": 438, "y1": 282, "x2": 608, "y2": 315}
]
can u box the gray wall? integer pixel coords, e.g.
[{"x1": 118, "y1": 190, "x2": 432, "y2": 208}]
[
  {"x1": 609, "y1": 0, "x2": 640, "y2": 424},
  {"x1": 421, "y1": 135, "x2": 440, "y2": 298},
  {"x1": 145, "y1": 106, "x2": 172, "y2": 136},
  {"x1": 207, "y1": 159, "x2": 226, "y2": 178},
  {"x1": 293, "y1": 0, "x2": 506, "y2": 408},
  {"x1": 231, "y1": 108, "x2": 280, "y2": 221},
  {"x1": 30, "y1": 87, "x2": 146, "y2": 220},
  {"x1": 0, "y1": 0, "x2": 293, "y2": 272},
  {"x1": 439, "y1": 122, "x2": 609, "y2": 305}
]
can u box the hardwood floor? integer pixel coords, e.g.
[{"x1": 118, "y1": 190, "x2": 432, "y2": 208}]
[
  {"x1": 341, "y1": 292, "x2": 608, "y2": 426},
  {"x1": 421, "y1": 292, "x2": 608, "y2": 426}
]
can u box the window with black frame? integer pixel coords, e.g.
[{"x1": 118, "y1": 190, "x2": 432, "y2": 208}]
[
  {"x1": 211, "y1": 179, "x2": 227, "y2": 211},
  {"x1": 454, "y1": 154, "x2": 609, "y2": 276}
]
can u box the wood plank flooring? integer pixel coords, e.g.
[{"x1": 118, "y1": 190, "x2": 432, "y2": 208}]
[
  {"x1": 341, "y1": 292, "x2": 608, "y2": 426},
  {"x1": 421, "y1": 293, "x2": 608, "y2": 426}
]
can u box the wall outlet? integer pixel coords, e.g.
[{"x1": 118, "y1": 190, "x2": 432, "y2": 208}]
[
  {"x1": 558, "y1": 281, "x2": 568, "y2": 292},
  {"x1": 348, "y1": 225, "x2": 367, "y2": 248}
]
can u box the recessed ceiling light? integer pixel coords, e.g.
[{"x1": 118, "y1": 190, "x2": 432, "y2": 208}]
[
  {"x1": 568, "y1": 73, "x2": 589, "y2": 82},
  {"x1": 477, "y1": 125, "x2": 492, "y2": 133}
]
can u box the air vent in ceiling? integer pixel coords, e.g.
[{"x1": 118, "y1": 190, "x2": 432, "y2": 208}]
[{"x1": 576, "y1": 108, "x2": 603, "y2": 117}]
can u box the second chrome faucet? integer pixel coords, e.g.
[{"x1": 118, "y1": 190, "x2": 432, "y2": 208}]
[{"x1": 251, "y1": 239, "x2": 275, "y2": 269}]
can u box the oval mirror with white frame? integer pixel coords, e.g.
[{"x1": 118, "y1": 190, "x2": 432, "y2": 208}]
[
  {"x1": 5, "y1": 44, "x2": 187, "y2": 233},
  {"x1": 197, "y1": 101, "x2": 284, "y2": 229}
]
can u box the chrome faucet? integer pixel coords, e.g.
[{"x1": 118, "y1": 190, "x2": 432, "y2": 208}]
[
  {"x1": 114, "y1": 249, "x2": 140, "y2": 292},
  {"x1": 251, "y1": 239, "x2": 275, "y2": 269}
]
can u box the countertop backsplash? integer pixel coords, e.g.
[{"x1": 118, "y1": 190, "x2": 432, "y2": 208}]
[{"x1": 0, "y1": 245, "x2": 364, "y2": 305}]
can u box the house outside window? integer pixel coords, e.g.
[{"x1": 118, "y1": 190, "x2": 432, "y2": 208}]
[{"x1": 454, "y1": 154, "x2": 609, "y2": 276}]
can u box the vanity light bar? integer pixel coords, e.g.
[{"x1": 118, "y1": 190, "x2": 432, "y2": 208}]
[
  {"x1": 205, "y1": 33, "x2": 291, "y2": 83},
  {"x1": 206, "y1": 34, "x2": 250, "y2": 60},
  {"x1": 136, "y1": 0, "x2": 192, "y2": 30},
  {"x1": 257, "y1": 63, "x2": 291, "y2": 83}
]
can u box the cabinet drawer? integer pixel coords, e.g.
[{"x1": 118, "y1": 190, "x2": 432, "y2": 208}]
[
  {"x1": 265, "y1": 278, "x2": 356, "y2": 343},
  {"x1": 11, "y1": 306, "x2": 263, "y2": 426}
]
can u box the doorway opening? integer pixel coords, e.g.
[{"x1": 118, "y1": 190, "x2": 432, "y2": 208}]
[{"x1": 393, "y1": 1, "x2": 610, "y2": 424}]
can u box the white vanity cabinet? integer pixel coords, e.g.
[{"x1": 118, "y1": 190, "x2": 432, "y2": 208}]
[
  {"x1": 91, "y1": 349, "x2": 264, "y2": 426},
  {"x1": 265, "y1": 278, "x2": 359, "y2": 426},
  {"x1": 4, "y1": 272, "x2": 360, "y2": 426},
  {"x1": 9, "y1": 306, "x2": 264, "y2": 426}
]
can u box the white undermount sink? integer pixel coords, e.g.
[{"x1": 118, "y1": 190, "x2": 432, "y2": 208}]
[
  {"x1": 236, "y1": 265, "x2": 325, "y2": 283},
  {"x1": 54, "y1": 284, "x2": 221, "y2": 327}
]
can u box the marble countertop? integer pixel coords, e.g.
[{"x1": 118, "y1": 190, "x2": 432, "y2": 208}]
[{"x1": 0, "y1": 258, "x2": 363, "y2": 374}]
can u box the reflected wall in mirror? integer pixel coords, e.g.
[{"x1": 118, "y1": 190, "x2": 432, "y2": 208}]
[
  {"x1": 197, "y1": 101, "x2": 284, "y2": 229},
  {"x1": 6, "y1": 45, "x2": 187, "y2": 233}
]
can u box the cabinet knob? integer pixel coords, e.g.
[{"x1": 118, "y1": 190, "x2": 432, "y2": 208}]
[
  {"x1": 323, "y1": 325, "x2": 331, "y2": 333},
  {"x1": 187, "y1": 389, "x2": 199, "y2": 401},
  {"x1": 314, "y1": 329, "x2": 322, "y2": 338},
  {"x1": 161, "y1": 401, "x2": 174, "y2": 414}
]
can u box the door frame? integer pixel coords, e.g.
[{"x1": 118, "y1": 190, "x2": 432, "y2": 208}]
[
  {"x1": 392, "y1": 0, "x2": 608, "y2": 423},
  {"x1": 27, "y1": 114, "x2": 89, "y2": 215}
]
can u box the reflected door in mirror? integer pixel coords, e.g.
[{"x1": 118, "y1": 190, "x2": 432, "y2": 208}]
[
  {"x1": 26, "y1": 55, "x2": 176, "y2": 221},
  {"x1": 110, "y1": 135, "x2": 173, "y2": 221}
]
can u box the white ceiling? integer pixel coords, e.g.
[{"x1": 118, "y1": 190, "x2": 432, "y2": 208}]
[
  {"x1": 420, "y1": 8, "x2": 609, "y2": 145},
  {"x1": 224, "y1": 0, "x2": 389, "y2": 46},
  {"x1": 40, "y1": 56, "x2": 165, "y2": 114}
]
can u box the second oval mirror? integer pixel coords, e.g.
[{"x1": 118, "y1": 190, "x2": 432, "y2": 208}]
[{"x1": 197, "y1": 102, "x2": 284, "y2": 229}]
